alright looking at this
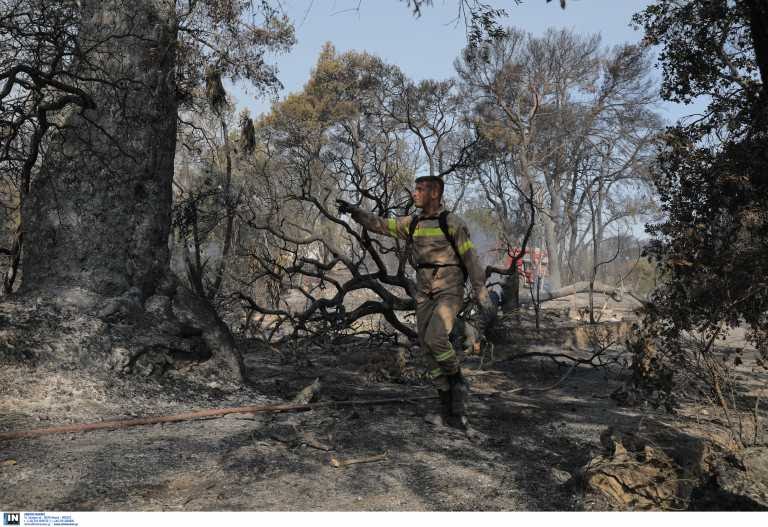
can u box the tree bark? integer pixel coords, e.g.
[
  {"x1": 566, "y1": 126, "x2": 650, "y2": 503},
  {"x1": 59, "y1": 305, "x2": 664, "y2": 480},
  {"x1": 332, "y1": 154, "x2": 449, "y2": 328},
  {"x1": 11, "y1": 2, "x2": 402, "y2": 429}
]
[
  {"x1": 541, "y1": 214, "x2": 562, "y2": 290},
  {"x1": 747, "y1": 0, "x2": 768, "y2": 190},
  {"x1": 747, "y1": 0, "x2": 768, "y2": 88},
  {"x1": 501, "y1": 272, "x2": 520, "y2": 312},
  {"x1": 12, "y1": 1, "x2": 245, "y2": 383},
  {"x1": 21, "y1": 1, "x2": 176, "y2": 297}
]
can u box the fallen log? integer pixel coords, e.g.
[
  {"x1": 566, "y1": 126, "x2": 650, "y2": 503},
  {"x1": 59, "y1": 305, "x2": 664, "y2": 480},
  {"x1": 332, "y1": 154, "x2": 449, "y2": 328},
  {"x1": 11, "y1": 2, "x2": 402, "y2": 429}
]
[
  {"x1": 522, "y1": 282, "x2": 653, "y2": 307},
  {"x1": 0, "y1": 395, "x2": 435, "y2": 442},
  {"x1": 520, "y1": 280, "x2": 623, "y2": 303}
]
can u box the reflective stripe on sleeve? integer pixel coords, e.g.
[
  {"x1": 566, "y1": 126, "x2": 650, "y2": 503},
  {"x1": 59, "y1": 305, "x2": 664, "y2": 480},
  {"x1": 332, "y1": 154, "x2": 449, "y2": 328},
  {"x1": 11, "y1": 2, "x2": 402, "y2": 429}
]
[
  {"x1": 388, "y1": 218, "x2": 397, "y2": 236},
  {"x1": 429, "y1": 367, "x2": 444, "y2": 379},
  {"x1": 458, "y1": 240, "x2": 474, "y2": 256}
]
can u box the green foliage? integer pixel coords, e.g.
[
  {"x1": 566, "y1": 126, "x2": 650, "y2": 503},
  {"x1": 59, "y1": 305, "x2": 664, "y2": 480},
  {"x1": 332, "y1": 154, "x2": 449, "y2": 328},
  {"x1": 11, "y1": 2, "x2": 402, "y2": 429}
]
[
  {"x1": 176, "y1": 0, "x2": 295, "y2": 105},
  {"x1": 637, "y1": 1, "x2": 768, "y2": 353}
]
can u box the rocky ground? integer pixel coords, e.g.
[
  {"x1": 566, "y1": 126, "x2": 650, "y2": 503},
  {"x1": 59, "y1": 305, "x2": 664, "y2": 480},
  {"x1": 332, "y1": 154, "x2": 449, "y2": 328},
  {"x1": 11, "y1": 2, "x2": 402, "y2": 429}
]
[{"x1": 1, "y1": 294, "x2": 767, "y2": 511}]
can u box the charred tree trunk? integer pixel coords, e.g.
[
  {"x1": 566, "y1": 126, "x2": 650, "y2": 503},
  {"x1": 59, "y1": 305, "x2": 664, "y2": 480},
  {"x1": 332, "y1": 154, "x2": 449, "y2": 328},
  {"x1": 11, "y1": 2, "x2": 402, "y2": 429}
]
[
  {"x1": 21, "y1": 1, "x2": 175, "y2": 296},
  {"x1": 501, "y1": 272, "x2": 520, "y2": 313},
  {"x1": 12, "y1": 1, "x2": 245, "y2": 383},
  {"x1": 747, "y1": 0, "x2": 768, "y2": 88},
  {"x1": 746, "y1": 0, "x2": 768, "y2": 190}
]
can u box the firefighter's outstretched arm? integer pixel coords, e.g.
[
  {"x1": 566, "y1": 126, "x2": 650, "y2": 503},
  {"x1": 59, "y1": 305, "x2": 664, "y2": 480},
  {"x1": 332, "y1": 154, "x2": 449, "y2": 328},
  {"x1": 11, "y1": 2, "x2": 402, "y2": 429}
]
[{"x1": 336, "y1": 199, "x2": 411, "y2": 240}]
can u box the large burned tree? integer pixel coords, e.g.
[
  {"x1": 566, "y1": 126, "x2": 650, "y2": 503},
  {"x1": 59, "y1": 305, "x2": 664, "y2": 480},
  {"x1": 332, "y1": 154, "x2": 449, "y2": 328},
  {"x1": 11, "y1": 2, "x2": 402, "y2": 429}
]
[
  {"x1": 21, "y1": 1, "x2": 177, "y2": 296},
  {"x1": 0, "y1": 0, "x2": 293, "y2": 381}
]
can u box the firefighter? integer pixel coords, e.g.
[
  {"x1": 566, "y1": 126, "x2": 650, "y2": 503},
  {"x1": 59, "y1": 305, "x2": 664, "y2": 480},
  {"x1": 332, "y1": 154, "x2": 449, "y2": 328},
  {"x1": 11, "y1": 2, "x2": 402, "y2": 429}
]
[{"x1": 336, "y1": 175, "x2": 495, "y2": 432}]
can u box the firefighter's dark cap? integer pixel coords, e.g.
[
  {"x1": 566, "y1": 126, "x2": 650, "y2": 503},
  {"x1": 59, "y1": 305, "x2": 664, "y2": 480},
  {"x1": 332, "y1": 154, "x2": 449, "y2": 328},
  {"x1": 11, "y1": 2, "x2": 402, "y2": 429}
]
[{"x1": 414, "y1": 176, "x2": 444, "y2": 191}]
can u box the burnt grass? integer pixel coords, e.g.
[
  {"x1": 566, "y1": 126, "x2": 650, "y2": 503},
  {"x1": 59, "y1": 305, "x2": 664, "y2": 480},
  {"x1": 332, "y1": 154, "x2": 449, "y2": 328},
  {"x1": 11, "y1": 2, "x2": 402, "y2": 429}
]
[{"x1": 1, "y1": 312, "x2": 766, "y2": 511}]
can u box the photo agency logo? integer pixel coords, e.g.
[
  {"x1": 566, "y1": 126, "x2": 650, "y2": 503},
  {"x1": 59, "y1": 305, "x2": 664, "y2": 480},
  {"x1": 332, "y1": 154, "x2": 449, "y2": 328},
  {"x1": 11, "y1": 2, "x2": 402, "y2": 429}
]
[{"x1": 2, "y1": 513, "x2": 20, "y2": 526}]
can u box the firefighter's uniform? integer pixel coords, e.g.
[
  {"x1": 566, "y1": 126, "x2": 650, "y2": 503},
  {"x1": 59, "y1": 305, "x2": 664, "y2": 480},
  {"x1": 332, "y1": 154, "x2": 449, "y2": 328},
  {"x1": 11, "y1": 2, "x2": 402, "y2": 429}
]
[{"x1": 350, "y1": 206, "x2": 491, "y2": 391}]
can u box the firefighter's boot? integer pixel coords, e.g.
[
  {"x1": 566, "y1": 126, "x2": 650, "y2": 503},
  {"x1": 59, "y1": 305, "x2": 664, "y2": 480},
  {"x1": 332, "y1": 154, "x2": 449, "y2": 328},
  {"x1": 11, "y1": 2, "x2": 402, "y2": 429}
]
[
  {"x1": 447, "y1": 370, "x2": 486, "y2": 441},
  {"x1": 423, "y1": 388, "x2": 452, "y2": 427},
  {"x1": 446, "y1": 370, "x2": 469, "y2": 430}
]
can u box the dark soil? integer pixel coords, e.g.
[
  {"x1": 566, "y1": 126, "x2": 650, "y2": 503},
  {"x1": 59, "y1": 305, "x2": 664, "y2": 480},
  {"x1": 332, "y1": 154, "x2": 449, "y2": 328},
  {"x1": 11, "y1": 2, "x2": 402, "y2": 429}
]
[{"x1": 1, "y1": 299, "x2": 766, "y2": 511}]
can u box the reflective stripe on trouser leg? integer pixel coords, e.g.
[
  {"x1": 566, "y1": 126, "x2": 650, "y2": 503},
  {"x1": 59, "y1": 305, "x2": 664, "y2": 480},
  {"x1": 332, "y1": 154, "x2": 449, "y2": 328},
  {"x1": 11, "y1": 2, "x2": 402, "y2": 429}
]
[
  {"x1": 434, "y1": 347, "x2": 456, "y2": 363},
  {"x1": 417, "y1": 299, "x2": 448, "y2": 390},
  {"x1": 416, "y1": 290, "x2": 462, "y2": 387}
]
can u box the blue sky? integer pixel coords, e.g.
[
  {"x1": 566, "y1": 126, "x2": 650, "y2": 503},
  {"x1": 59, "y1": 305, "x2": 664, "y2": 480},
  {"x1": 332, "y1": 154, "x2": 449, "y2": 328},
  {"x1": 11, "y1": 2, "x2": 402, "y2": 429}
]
[{"x1": 230, "y1": 0, "x2": 700, "y2": 123}]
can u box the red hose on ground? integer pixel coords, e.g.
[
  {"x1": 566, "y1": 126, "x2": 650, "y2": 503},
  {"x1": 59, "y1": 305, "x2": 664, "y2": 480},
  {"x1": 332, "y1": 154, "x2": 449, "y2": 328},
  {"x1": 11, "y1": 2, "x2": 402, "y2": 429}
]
[{"x1": 0, "y1": 395, "x2": 435, "y2": 441}]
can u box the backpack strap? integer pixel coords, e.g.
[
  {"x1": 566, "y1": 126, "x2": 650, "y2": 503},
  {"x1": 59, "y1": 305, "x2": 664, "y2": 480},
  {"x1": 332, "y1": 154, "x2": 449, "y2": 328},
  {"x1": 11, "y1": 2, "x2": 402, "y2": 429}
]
[
  {"x1": 407, "y1": 213, "x2": 420, "y2": 241},
  {"x1": 405, "y1": 214, "x2": 420, "y2": 270},
  {"x1": 438, "y1": 210, "x2": 468, "y2": 281}
]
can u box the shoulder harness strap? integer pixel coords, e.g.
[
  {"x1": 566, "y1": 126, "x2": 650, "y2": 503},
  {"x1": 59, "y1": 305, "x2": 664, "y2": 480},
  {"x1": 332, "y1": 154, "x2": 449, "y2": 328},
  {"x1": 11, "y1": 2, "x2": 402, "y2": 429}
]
[{"x1": 408, "y1": 213, "x2": 420, "y2": 241}]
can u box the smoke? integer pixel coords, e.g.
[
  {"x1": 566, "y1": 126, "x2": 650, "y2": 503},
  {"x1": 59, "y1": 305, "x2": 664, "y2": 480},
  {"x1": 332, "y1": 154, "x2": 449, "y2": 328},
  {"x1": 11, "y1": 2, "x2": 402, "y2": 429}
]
[{"x1": 463, "y1": 216, "x2": 502, "y2": 268}]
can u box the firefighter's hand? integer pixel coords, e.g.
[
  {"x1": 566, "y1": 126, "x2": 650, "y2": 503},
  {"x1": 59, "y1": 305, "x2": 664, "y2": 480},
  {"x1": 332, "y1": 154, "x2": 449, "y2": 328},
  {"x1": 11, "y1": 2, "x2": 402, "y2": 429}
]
[
  {"x1": 335, "y1": 199, "x2": 355, "y2": 215},
  {"x1": 471, "y1": 335, "x2": 490, "y2": 356}
]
